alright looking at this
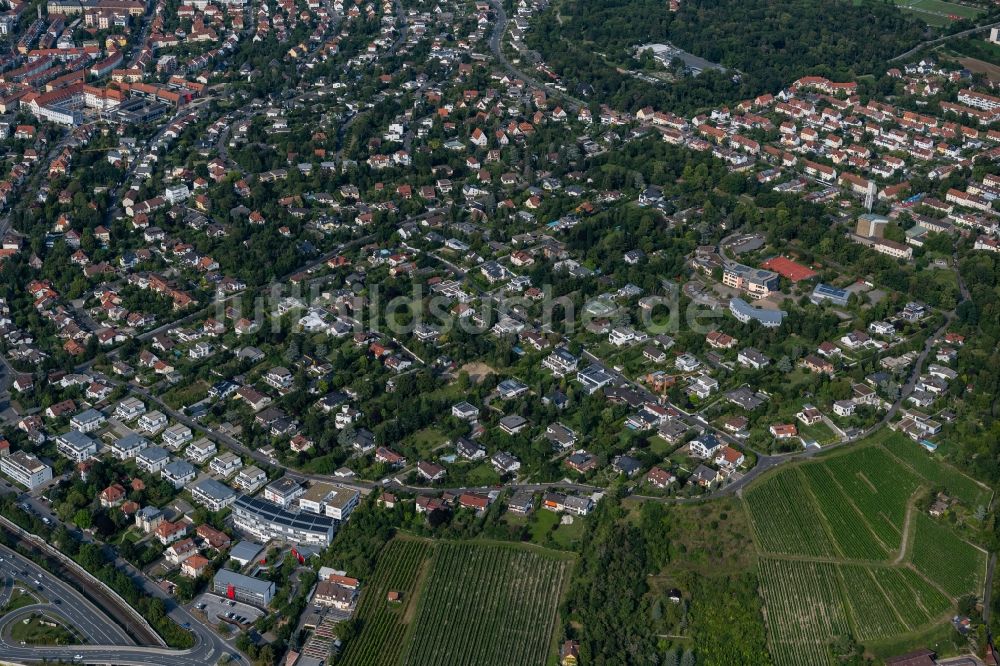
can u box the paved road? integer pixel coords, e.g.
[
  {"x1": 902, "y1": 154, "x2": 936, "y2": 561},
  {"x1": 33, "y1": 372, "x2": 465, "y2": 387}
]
[
  {"x1": 391, "y1": 0, "x2": 407, "y2": 54},
  {"x1": 984, "y1": 552, "x2": 996, "y2": 625},
  {"x1": 0, "y1": 638, "x2": 233, "y2": 666},
  {"x1": 890, "y1": 20, "x2": 1000, "y2": 62},
  {"x1": 581, "y1": 260, "x2": 965, "y2": 502},
  {"x1": 0, "y1": 518, "x2": 240, "y2": 666},
  {"x1": 486, "y1": 0, "x2": 584, "y2": 113},
  {"x1": 1, "y1": 603, "x2": 125, "y2": 648},
  {"x1": 0, "y1": 544, "x2": 133, "y2": 647}
]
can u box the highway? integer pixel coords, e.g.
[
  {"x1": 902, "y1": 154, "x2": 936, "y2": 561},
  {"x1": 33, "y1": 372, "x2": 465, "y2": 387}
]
[
  {"x1": 0, "y1": 524, "x2": 240, "y2": 666},
  {"x1": 1, "y1": 477, "x2": 240, "y2": 665},
  {"x1": 0, "y1": 544, "x2": 133, "y2": 647},
  {"x1": 0, "y1": 640, "x2": 233, "y2": 666}
]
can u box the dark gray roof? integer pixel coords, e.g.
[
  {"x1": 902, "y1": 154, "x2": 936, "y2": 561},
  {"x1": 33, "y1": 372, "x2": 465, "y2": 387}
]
[
  {"x1": 213, "y1": 568, "x2": 274, "y2": 596},
  {"x1": 234, "y1": 495, "x2": 335, "y2": 533}
]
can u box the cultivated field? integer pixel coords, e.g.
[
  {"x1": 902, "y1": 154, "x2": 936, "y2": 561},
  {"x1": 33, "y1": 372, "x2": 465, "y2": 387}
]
[
  {"x1": 757, "y1": 559, "x2": 852, "y2": 666},
  {"x1": 884, "y1": 435, "x2": 992, "y2": 507},
  {"x1": 821, "y1": 446, "x2": 919, "y2": 552},
  {"x1": 745, "y1": 438, "x2": 988, "y2": 665},
  {"x1": 910, "y1": 512, "x2": 987, "y2": 599},
  {"x1": 339, "y1": 537, "x2": 572, "y2": 666},
  {"x1": 798, "y1": 463, "x2": 887, "y2": 560},
  {"x1": 401, "y1": 542, "x2": 572, "y2": 666},
  {"x1": 744, "y1": 468, "x2": 837, "y2": 557},
  {"x1": 338, "y1": 538, "x2": 432, "y2": 666}
]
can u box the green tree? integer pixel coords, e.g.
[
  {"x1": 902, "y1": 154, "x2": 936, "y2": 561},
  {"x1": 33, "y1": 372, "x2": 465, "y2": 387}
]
[{"x1": 73, "y1": 509, "x2": 92, "y2": 530}]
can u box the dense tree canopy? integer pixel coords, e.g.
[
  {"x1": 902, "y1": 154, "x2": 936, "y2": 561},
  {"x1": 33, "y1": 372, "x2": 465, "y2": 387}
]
[{"x1": 527, "y1": 0, "x2": 926, "y2": 113}]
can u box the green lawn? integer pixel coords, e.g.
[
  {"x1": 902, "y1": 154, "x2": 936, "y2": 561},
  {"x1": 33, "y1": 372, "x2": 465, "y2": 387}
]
[
  {"x1": 10, "y1": 614, "x2": 84, "y2": 646},
  {"x1": 463, "y1": 462, "x2": 502, "y2": 486},
  {"x1": 161, "y1": 380, "x2": 209, "y2": 410},
  {"x1": 502, "y1": 513, "x2": 528, "y2": 528},
  {"x1": 551, "y1": 517, "x2": 585, "y2": 549},
  {"x1": 648, "y1": 435, "x2": 677, "y2": 457},
  {"x1": 425, "y1": 381, "x2": 467, "y2": 402},
  {"x1": 114, "y1": 528, "x2": 142, "y2": 546},
  {"x1": 947, "y1": 37, "x2": 1000, "y2": 64},
  {"x1": 798, "y1": 420, "x2": 838, "y2": 445},
  {"x1": 1, "y1": 589, "x2": 39, "y2": 613},
  {"x1": 887, "y1": 0, "x2": 982, "y2": 25},
  {"x1": 523, "y1": 508, "x2": 587, "y2": 550},
  {"x1": 905, "y1": 0, "x2": 979, "y2": 18},
  {"x1": 406, "y1": 427, "x2": 449, "y2": 459},
  {"x1": 528, "y1": 507, "x2": 561, "y2": 544}
]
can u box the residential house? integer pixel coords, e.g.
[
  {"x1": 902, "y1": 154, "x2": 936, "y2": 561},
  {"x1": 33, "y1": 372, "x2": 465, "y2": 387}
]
[
  {"x1": 161, "y1": 459, "x2": 196, "y2": 489},
  {"x1": 136, "y1": 446, "x2": 171, "y2": 473},
  {"x1": 110, "y1": 433, "x2": 150, "y2": 460},
  {"x1": 209, "y1": 451, "x2": 243, "y2": 477},
  {"x1": 833, "y1": 400, "x2": 856, "y2": 417},
  {"x1": 691, "y1": 465, "x2": 721, "y2": 487},
  {"x1": 769, "y1": 423, "x2": 798, "y2": 439},
  {"x1": 263, "y1": 477, "x2": 305, "y2": 508},
  {"x1": 70, "y1": 408, "x2": 105, "y2": 433},
  {"x1": 565, "y1": 451, "x2": 598, "y2": 474},
  {"x1": 689, "y1": 434, "x2": 722, "y2": 459},
  {"x1": 234, "y1": 465, "x2": 267, "y2": 491},
  {"x1": 189, "y1": 478, "x2": 237, "y2": 511},
  {"x1": 645, "y1": 467, "x2": 676, "y2": 489},
  {"x1": 185, "y1": 438, "x2": 217, "y2": 463},
  {"x1": 100, "y1": 483, "x2": 126, "y2": 508},
  {"x1": 417, "y1": 461, "x2": 447, "y2": 482},
  {"x1": 455, "y1": 437, "x2": 486, "y2": 460},
  {"x1": 56, "y1": 430, "x2": 98, "y2": 462},
  {"x1": 491, "y1": 451, "x2": 521, "y2": 475},
  {"x1": 451, "y1": 402, "x2": 479, "y2": 421},
  {"x1": 545, "y1": 422, "x2": 577, "y2": 449}
]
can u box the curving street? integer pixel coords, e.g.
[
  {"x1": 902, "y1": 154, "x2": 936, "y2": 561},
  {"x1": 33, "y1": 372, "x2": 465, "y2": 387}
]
[
  {"x1": 0, "y1": 537, "x2": 238, "y2": 666},
  {"x1": 0, "y1": 545, "x2": 132, "y2": 648},
  {"x1": 486, "y1": 0, "x2": 584, "y2": 113},
  {"x1": 889, "y1": 19, "x2": 1000, "y2": 63}
]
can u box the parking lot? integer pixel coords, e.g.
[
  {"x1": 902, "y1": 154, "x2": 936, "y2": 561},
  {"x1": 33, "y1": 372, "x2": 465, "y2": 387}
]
[{"x1": 190, "y1": 592, "x2": 265, "y2": 629}]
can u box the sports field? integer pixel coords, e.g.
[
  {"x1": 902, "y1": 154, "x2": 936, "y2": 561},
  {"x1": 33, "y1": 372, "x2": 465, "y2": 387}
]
[{"x1": 894, "y1": 0, "x2": 981, "y2": 26}]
